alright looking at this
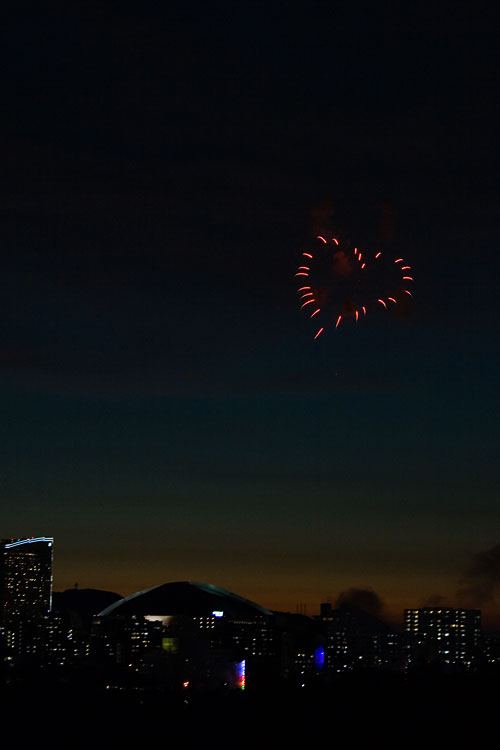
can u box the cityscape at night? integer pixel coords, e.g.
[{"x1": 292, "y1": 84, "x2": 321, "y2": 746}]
[
  {"x1": 2, "y1": 2, "x2": 499, "y2": 741},
  {"x1": 0, "y1": 536, "x2": 497, "y2": 677},
  {"x1": 1, "y1": 536, "x2": 499, "y2": 739}
]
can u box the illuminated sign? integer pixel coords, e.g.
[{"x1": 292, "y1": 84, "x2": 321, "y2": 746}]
[
  {"x1": 314, "y1": 645, "x2": 325, "y2": 669},
  {"x1": 236, "y1": 659, "x2": 246, "y2": 690},
  {"x1": 162, "y1": 637, "x2": 179, "y2": 653},
  {"x1": 4, "y1": 537, "x2": 54, "y2": 549}
]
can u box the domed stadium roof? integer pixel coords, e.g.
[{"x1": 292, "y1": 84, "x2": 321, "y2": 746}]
[{"x1": 98, "y1": 581, "x2": 271, "y2": 618}]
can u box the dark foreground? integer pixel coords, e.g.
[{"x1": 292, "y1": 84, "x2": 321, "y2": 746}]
[{"x1": 2, "y1": 669, "x2": 498, "y2": 744}]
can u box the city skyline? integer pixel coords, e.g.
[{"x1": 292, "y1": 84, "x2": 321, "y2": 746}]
[
  {"x1": 3, "y1": 534, "x2": 498, "y2": 629},
  {"x1": 3, "y1": 539, "x2": 492, "y2": 689}
]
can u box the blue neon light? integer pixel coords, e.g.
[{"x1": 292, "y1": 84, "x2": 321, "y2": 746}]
[
  {"x1": 314, "y1": 645, "x2": 325, "y2": 669},
  {"x1": 4, "y1": 537, "x2": 54, "y2": 549}
]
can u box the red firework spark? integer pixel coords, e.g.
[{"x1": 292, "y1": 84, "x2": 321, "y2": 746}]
[{"x1": 295, "y1": 235, "x2": 414, "y2": 339}]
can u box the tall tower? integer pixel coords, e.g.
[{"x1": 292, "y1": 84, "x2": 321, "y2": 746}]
[{"x1": 0, "y1": 537, "x2": 54, "y2": 623}]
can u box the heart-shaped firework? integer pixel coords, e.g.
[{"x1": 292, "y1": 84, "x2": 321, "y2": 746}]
[{"x1": 295, "y1": 235, "x2": 414, "y2": 339}]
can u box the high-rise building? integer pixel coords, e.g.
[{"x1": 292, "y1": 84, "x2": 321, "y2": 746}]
[
  {"x1": 0, "y1": 537, "x2": 54, "y2": 623},
  {"x1": 404, "y1": 607, "x2": 481, "y2": 668},
  {"x1": 317, "y1": 602, "x2": 401, "y2": 672}
]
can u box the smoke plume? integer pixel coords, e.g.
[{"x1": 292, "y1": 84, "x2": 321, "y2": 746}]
[
  {"x1": 334, "y1": 587, "x2": 384, "y2": 616},
  {"x1": 457, "y1": 544, "x2": 500, "y2": 607}
]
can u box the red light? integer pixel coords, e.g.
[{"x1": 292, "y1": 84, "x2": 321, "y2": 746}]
[{"x1": 295, "y1": 237, "x2": 414, "y2": 340}]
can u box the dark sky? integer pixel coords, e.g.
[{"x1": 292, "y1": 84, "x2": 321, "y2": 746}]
[{"x1": 2, "y1": 3, "x2": 499, "y2": 624}]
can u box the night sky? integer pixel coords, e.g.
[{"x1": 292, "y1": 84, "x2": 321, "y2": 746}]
[{"x1": 2, "y1": 4, "x2": 499, "y2": 625}]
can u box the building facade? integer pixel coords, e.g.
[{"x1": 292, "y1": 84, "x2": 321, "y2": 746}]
[
  {"x1": 404, "y1": 607, "x2": 481, "y2": 668},
  {"x1": 1, "y1": 537, "x2": 54, "y2": 624}
]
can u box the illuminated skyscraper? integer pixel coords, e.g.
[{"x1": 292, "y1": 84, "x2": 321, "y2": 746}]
[
  {"x1": 404, "y1": 607, "x2": 481, "y2": 667},
  {"x1": 0, "y1": 537, "x2": 54, "y2": 623}
]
